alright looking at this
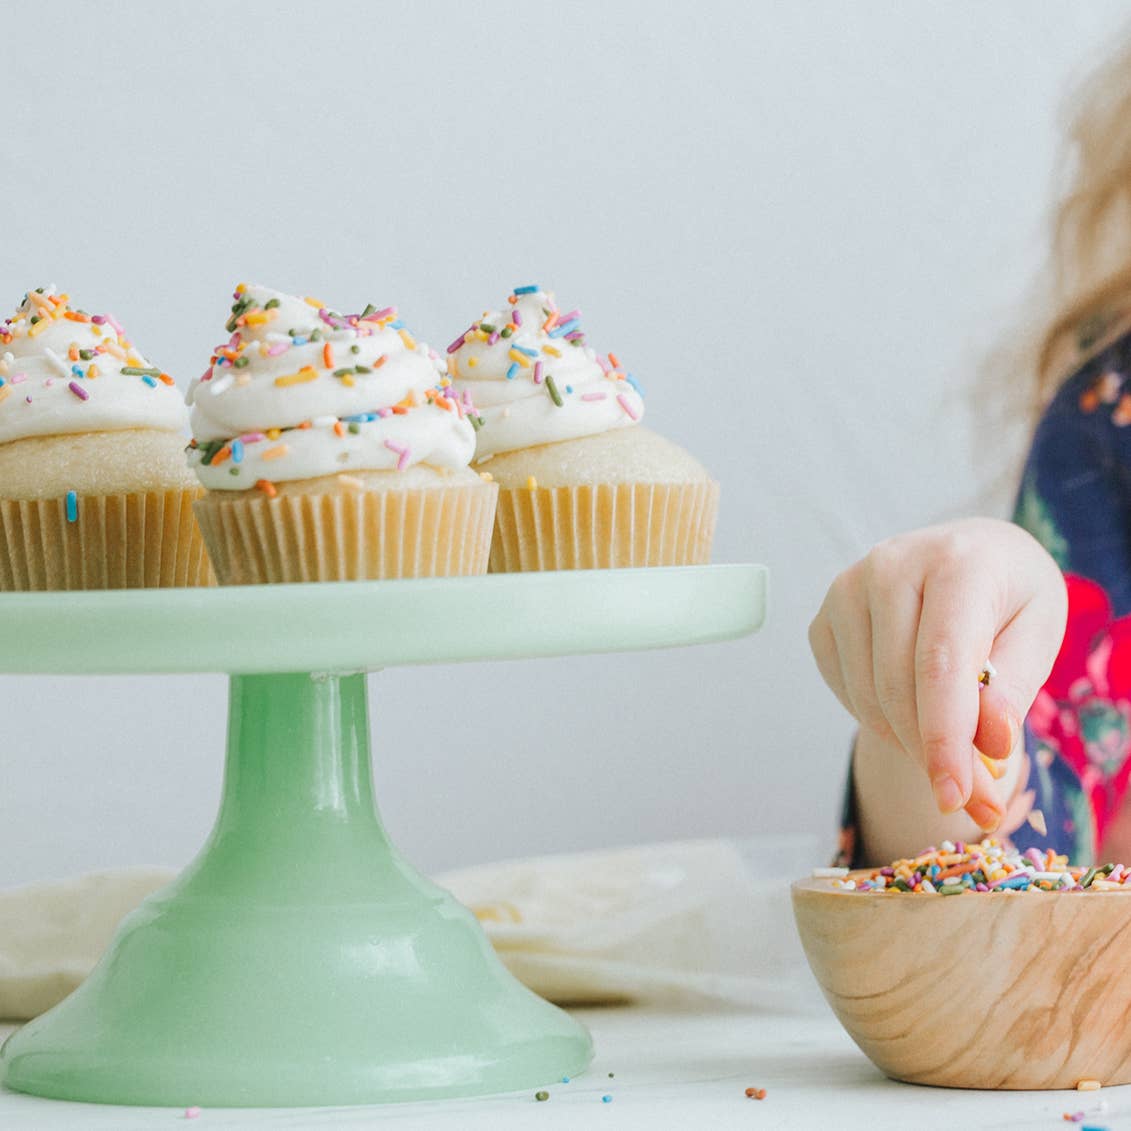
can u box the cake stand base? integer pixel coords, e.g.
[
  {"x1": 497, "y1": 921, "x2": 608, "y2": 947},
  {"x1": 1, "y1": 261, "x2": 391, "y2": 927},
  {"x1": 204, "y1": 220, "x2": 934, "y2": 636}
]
[{"x1": 0, "y1": 672, "x2": 592, "y2": 1107}]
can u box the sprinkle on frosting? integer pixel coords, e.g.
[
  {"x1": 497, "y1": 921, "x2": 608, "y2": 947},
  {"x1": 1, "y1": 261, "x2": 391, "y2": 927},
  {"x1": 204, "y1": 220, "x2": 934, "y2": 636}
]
[
  {"x1": 447, "y1": 285, "x2": 645, "y2": 460},
  {"x1": 0, "y1": 286, "x2": 187, "y2": 443},
  {"x1": 186, "y1": 284, "x2": 478, "y2": 488}
]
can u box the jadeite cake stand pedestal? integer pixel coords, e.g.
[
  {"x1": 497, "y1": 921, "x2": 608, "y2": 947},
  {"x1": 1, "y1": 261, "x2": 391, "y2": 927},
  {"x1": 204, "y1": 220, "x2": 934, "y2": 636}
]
[{"x1": 0, "y1": 564, "x2": 766, "y2": 1108}]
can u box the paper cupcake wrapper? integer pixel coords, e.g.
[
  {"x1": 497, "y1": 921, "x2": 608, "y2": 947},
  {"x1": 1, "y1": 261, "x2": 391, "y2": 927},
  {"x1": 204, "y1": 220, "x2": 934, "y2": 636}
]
[
  {"x1": 489, "y1": 480, "x2": 720, "y2": 572},
  {"x1": 0, "y1": 488, "x2": 214, "y2": 591},
  {"x1": 193, "y1": 483, "x2": 498, "y2": 584}
]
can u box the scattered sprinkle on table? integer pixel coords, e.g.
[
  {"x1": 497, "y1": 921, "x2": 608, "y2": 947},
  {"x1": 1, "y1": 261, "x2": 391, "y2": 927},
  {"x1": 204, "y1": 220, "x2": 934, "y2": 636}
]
[
  {"x1": 744, "y1": 1086, "x2": 766, "y2": 1099},
  {"x1": 183, "y1": 1107, "x2": 201, "y2": 1120},
  {"x1": 534, "y1": 1090, "x2": 549, "y2": 1102},
  {"x1": 561, "y1": 1076, "x2": 570, "y2": 1083},
  {"x1": 601, "y1": 1094, "x2": 613, "y2": 1103}
]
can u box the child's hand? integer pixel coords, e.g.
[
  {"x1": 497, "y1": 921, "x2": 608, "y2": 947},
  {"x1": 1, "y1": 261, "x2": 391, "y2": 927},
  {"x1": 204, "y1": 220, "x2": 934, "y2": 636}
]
[{"x1": 809, "y1": 518, "x2": 1067, "y2": 828}]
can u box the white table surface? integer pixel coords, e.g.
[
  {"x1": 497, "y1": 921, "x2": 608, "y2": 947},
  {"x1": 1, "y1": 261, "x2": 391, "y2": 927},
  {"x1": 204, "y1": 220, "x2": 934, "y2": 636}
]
[{"x1": 2, "y1": 993, "x2": 1123, "y2": 1131}]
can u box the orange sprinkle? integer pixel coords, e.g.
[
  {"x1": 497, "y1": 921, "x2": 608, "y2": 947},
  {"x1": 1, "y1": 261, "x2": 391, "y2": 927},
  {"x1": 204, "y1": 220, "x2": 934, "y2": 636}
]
[
  {"x1": 298, "y1": 420, "x2": 312, "y2": 430},
  {"x1": 68, "y1": 345, "x2": 79, "y2": 361},
  {"x1": 261, "y1": 444, "x2": 288, "y2": 461},
  {"x1": 391, "y1": 405, "x2": 408, "y2": 415},
  {"x1": 63, "y1": 311, "x2": 91, "y2": 323},
  {"x1": 333, "y1": 421, "x2": 345, "y2": 437},
  {"x1": 0, "y1": 385, "x2": 10, "y2": 405},
  {"x1": 256, "y1": 479, "x2": 278, "y2": 498},
  {"x1": 434, "y1": 396, "x2": 453, "y2": 412},
  {"x1": 210, "y1": 445, "x2": 233, "y2": 466},
  {"x1": 323, "y1": 342, "x2": 334, "y2": 369},
  {"x1": 608, "y1": 352, "x2": 621, "y2": 368},
  {"x1": 235, "y1": 283, "x2": 248, "y2": 294},
  {"x1": 274, "y1": 366, "x2": 319, "y2": 388},
  {"x1": 507, "y1": 294, "x2": 517, "y2": 304},
  {"x1": 158, "y1": 372, "x2": 175, "y2": 386},
  {"x1": 542, "y1": 314, "x2": 557, "y2": 332},
  {"x1": 373, "y1": 355, "x2": 387, "y2": 370}
]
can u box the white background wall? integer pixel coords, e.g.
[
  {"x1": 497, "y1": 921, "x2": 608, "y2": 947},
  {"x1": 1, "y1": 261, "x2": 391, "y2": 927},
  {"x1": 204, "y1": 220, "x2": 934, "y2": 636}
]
[{"x1": 2, "y1": 3, "x2": 1125, "y2": 885}]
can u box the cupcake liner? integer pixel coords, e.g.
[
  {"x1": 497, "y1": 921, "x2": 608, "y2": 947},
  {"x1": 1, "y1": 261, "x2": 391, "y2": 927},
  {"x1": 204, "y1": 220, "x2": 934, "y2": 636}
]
[
  {"x1": 193, "y1": 483, "x2": 498, "y2": 584},
  {"x1": 489, "y1": 480, "x2": 720, "y2": 572},
  {"x1": 0, "y1": 488, "x2": 214, "y2": 591}
]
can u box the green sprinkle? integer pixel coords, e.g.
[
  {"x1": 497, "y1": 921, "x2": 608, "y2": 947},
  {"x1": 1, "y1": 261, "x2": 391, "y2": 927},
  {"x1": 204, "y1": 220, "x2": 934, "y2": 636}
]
[
  {"x1": 229, "y1": 466, "x2": 240, "y2": 476},
  {"x1": 1082, "y1": 867, "x2": 1098, "y2": 888},
  {"x1": 234, "y1": 356, "x2": 249, "y2": 368},
  {"x1": 362, "y1": 303, "x2": 376, "y2": 318},
  {"x1": 1102, "y1": 863, "x2": 1117, "y2": 875},
  {"x1": 29, "y1": 315, "x2": 39, "y2": 325},
  {"x1": 938, "y1": 884, "x2": 965, "y2": 896},
  {"x1": 354, "y1": 365, "x2": 370, "y2": 374},
  {"x1": 535, "y1": 1091, "x2": 549, "y2": 1102},
  {"x1": 500, "y1": 326, "x2": 513, "y2": 338},
  {"x1": 310, "y1": 329, "x2": 322, "y2": 341},
  {"x1": 350, "y1": 344, "x2": 360, "y2": 354},
  {"x1": 545, "y1": 374, "x2": 564, "y2": 407},
  {"x1": 34, "y1": 287, "x2": 44, "y2": 294},
  {"x1": 78, "y1": 349, "x2": 95, "y2": 360},
  {"x1": 348, "y1": 422, "x2": 361, "y2": 434},
  {"x1": 479, "y1": 323, "x2": 496, "y2": 334},
  {"x1": 469, "y1": 414, "x2": 483, "y2": 432},
  {"x1": 121, "y1": 366, "x2": 161, "y2": 377},
  {"x1": 893, "y1": 878, "x2": 912, "y2": 892},
  {"x1": 264, "y1": 298, "x2": 281, "y2": 309},
  {"x1": 333, "y1": 368, "x2": 355, "y2": 378}
]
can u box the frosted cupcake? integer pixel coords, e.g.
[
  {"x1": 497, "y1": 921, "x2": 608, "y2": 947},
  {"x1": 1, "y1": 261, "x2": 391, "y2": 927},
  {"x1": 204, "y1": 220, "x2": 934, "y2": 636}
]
[
  {"x1": 0, "y1": 287, "x2": 211, "y2": 590},
  {"x1": 187, "y1": 284, "x2": 496, "y2": 584},
  {"x1": 447, "y1": 285, "x2": 718, "y2": 571}
]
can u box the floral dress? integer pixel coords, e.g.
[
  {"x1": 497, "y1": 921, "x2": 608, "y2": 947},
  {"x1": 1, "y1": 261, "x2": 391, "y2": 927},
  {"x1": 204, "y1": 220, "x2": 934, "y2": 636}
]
[{"x1": 839, "y1": 328, "x2": 1131, "y2": 866}]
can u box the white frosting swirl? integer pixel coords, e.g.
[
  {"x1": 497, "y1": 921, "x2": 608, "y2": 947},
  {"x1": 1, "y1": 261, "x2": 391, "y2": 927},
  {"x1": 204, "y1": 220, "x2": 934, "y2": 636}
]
[
  {"x1": 0, "y1": 286, "x2": 188, "y2": 443},
  {"x1": 187, "y1": 285, "x2": 477, "y2": 489},
  {"x1": 447, "y1": 286, "x2": 644, "y2": 460}
]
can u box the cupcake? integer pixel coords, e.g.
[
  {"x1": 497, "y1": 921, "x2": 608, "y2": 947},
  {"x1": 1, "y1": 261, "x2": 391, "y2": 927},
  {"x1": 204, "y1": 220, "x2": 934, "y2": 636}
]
[
  {"x1": 187, "y1": 284, "x2": 496, "y2": 584},
  {"x1": 447, "y1": 285, "x2": 718, "y2": 571},
  {"x1": 0, "y1": 286, "x2": 211, "y2": 590}
]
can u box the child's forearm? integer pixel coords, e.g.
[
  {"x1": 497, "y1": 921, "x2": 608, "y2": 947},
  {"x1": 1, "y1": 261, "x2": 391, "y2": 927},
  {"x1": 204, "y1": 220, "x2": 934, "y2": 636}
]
[{"x1": 852, "y1": 726, "x2": 1023, "y2": 866}]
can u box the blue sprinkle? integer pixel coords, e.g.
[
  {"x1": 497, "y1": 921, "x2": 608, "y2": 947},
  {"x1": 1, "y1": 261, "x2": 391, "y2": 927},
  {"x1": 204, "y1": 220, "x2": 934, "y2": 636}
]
[
  {"x1": 625, "y1": 374, "x2": 644, "y2": 395},
  {"x1": 548, "y1": 318, "x2": 580, "y2": 339},
  {"x1": 292, "y1": 336, "x2": 308, "y2": 346},
  {"x1": 561, "y1": 1077, "x2": 570, "y2": 1084},
  {"x1": 565, "y1": 385, "x2": 573, "y2": 395},
  {"x1": 0, "y1": 377, "x2": 6, "y2": 387},
  {"x1": 141, "y1": 375, "x2": 158, "y2": 388},
  {"x1": 65, "y1": 490, "x2": 78, "y2": 523},
  {"x1": 513, "y1": 284, "x2": 539, "y2": 295},
  {"x1": 231, "y1": 439, "x2": 244, "y2": 464},
  {"x1": 71, "y1": 364, "x2": 84, "y2": 377},
  {"x1": 513, "y1": 345, "x2": 538, "y2": 358},
  {"x1": 506, "y1": 362, "x2": 519, "y2": 379},
  {"x1": 389, "y1": 319, "x2": 405, "y2": 330},
  {"x1": 601, "y1": 1095, "x2": 612, "y2": 1103}
]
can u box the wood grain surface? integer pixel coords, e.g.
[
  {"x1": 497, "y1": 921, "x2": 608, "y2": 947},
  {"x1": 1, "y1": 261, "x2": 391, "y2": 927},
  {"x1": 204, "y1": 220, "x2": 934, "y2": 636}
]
[{"x1": 791, "y1": 876, "x2": 1131, "y2": 1089}]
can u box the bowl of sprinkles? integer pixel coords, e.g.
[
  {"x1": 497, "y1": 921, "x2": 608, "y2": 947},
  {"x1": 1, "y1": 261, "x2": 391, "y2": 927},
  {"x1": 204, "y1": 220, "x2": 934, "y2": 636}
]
[{"x1": 792, "y1": 839, "x2": 1131, "y2": 1090}]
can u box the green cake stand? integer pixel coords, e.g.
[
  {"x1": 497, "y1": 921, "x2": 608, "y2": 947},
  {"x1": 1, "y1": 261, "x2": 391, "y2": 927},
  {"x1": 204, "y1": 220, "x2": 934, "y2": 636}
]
[{"x1": 0, "y1": 564, "x2": 766, "y2": 1108}]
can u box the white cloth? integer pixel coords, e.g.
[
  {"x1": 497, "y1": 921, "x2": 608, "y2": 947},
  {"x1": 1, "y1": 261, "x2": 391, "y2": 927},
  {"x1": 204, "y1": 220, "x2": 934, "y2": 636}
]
[{"x1": 0, "y1": 838, "x2": 815, "y2": 1021}]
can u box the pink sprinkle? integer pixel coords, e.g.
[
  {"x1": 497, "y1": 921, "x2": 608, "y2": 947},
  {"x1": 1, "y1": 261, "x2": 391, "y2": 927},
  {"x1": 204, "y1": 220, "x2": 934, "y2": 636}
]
[
  {"x1": 512, "y1": 307, "x2": 522, "y2": 327},
  {"x1": 487, "y1": 332, "x2": 500, "y2": 346},
  {"x1": 200, "y1": 366, "x2": 214, "y2": 382},
  {"x1": 265, "y1": 341, "x2": 290, "y2": 357},
  {"x1": 45, "y1": 378, "x2": 54, "y2": 387},
  {"x1": 564, "y1": 330, "x2": 583, "y2": 341},
  {"x1": 240, "y1": 432, "x2": 266, "y2": 444},
  {"x1": 9, "y1": 372, "x2": 26, "y2": 384},
  {"x1": 184, "y1": 1106, "x2": 201, "y2": 1120},
  {"x1": 446, "y1": 333, "x2": 467, "y2": 354},
  {"x1": 581, "y1": 392, "x2": 607, "y2": 402},
  {"x1": 558, "y1": 309, "x2": 580, "y2": 324},
  {"x1": 616, "y1": 393, "x2": 639, "y2": 421},
  {"x1": 90, "y1": 314, "x2": 108, "y2": 325},
  {"x1": 68, "y1": 380, "x2": 89, "y2": 401},
  {"x1": 105, "y1": 314, "x2": 124, "y2": 334},
  {"x1": 533, "y1": 361, "x2": 543, "y2": 384},
  {"x1": 362, "y1": 306, "x2": 395, "y2": 322},
  {"x1": 384, "y1": 439, "x2": 410, "y2": 471},
  {"x1": 377, "y1": 407, "x2": 393, "y2": 418}
]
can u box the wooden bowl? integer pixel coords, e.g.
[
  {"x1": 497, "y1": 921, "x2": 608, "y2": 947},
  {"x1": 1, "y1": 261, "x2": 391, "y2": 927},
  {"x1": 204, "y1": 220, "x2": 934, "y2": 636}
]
[{"x1": 791, "y1": 874, "x2": 1131, "y2": 1089}]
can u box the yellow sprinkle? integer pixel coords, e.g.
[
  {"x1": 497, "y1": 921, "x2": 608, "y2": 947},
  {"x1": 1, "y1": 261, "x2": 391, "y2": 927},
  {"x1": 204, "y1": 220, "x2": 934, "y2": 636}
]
[
  {"x1": 337, "y1": 474, "x2": 364, "y2": 490},
  {"x1": 340, "y1": 373, "x2": 355, "y2": 387},
  {"x1": 244, "y1": 309, "x2": 276, "y2": 327},
  {"x1": 88, "y1": 363, "x2": 100, "y2": 378},
  {"x1": 542, "y1": 345, "x2": 561, "y2": 357},
  {"x1": 304, "y1": 296, "x2": 326, "y2": 309},
  {"x1": 449, "y1": 357, "x2": 459, "y2": 378},
  {"x1": 235, "y1": 283, "x2": 248, "y2": 294},
  {"x1": 261, "y1": 444, "x2": 289, "y2": 461},
  {"x1": 126, "y1": 353, "x2": 144, "y2": 367},
  {"x1": 473, "y1": 329, "x2": 490, "y2": 342},
  {"x1": 27, "y1": 318, "x2": 48, "y2": 338},
  {"x1": 266, "y1": 428, "x2": 282, "y2": 440},
  {"x1": 274, "y1": 366, "x2": 319, "y2": 388},
  {"x1": 508, "y1": 349, "x2": 531, "y2": 368},
  {"x1": 467, "y1": 356, "x2": 478, "y2": 368},
  {"x1": 1077, "y1": 1079, "x2": 1102, "y2": 1092},
  {"x1": 478, "y1": 471, "x2": 494, "y2": 483},
  {"x1": 526, "y1": 475, "x2": 538, "y2": 490},
  {"x1": 399, "y1": 329, "x2": 417, "y2": 351}
]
